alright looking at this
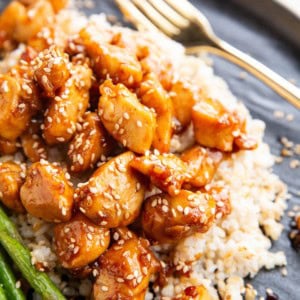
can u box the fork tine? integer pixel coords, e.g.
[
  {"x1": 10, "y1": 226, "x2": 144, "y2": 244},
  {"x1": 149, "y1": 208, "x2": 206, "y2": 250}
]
[
  {"x1": 131, "y1": 0, "x2": 180, "y2": 36},
  {"x1": 146, "y1": 0, "x2": 189, "y2": 29},
  {"x1": 115, "y1": 0, "x2": 159, "y2": 32}
]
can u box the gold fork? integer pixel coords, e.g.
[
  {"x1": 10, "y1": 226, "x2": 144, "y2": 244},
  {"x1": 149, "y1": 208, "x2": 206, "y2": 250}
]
[{"x1": 115, "y1": 0, "x2": 300, "y2": 109}]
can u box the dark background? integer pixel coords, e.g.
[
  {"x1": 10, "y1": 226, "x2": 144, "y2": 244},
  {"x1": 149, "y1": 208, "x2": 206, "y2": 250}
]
[{"x1": 1, "y1": 0, "x2": 300, "y2": 298}]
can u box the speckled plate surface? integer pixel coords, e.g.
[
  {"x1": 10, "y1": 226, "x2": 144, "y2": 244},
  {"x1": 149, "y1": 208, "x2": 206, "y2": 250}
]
[{"x1": 1, "y1": 0, "x2": 300, "y2": 299}]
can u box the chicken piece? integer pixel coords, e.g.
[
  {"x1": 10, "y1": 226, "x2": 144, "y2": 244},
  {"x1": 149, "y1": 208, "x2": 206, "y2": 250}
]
[
  {"x1": 53, "y1": 213, "x2": 110, "y2": 269},
  {"x1": 170, "y1": 80, "x2": 198, "y2": 129},
  {"x1": 21, "y1": 119, "x2": 48, "y2": 162},
  {"x1": 173, "y1": 286, "x2": 211, "y2": 300},
  {"x1": 130, "y1": 153, "x2": 189, "y2": 196},
  {"x1": 99, "y1": 80, "x2": 156, "y2": 154},
  {"x1": 48, "y1": 0, "x2": 69, "y2": 12},
  {"x1": 203, "y1": 184, "x2": 231, "y2": 219},
  {"x1": 111, "y1": 227, "x2": 137, "y2": 243},
  {"x1": 79, "y1": 28, "x2": 142, "y2": 87},
  {"x1": 139, "y1": 73, "x2": 173, "y2": 153},
  {"x1": 192, "y1": 97, "x2": 257, "y2": 152},
  {"x1": 0, "y1": 161, "x2": 25, "y2": 213},
  {"x1": 181, "y1": 146, "x2": 223, "y2": 187},
  {"x1": 0, "y1": 74, "x2": 32, "y2": 141},
  {"x1": 76, "y1": 151, "x2": 146, "y2": 228},
  {"x1": 20, "y1": 161, "x2": 74, "y2": 222},
  {"x1": 33, "y1": 46, "x2": 70, "y2": 98},
  {"x1": 142, "y1": 190, "x2": 216, "y2": 244},
  {"x1": 68, "y1": 112, "x2": 113, "y2": 173},
  {"x1": 43, "y1": 63, "x2": 92, "y2": 145},
  {"x1": 0, "y1": 138, "x2": 18, "y2": 155},
  {"x1": 93, "y1": 236, "x2": 160, "y2": 300},
  {"x1": 0, "y1": 0, "x2": 54, "y2": 48}
]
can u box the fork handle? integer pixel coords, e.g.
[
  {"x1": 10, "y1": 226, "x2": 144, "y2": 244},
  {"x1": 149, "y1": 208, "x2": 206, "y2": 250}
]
[{"x1": 187, "y1": 41, "x2": 300, "y2": 109}]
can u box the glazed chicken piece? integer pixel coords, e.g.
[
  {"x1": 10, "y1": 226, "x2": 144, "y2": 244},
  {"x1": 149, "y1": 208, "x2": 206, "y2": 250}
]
[
  {"x1": 0, "y1": 161, "x2": 25, "y2": 213},
  {"x1": 0, "y1": 138, "x2": 18, "y2": 155},
  {"x1": 99, "y1": 80, "x2": 156, "y2": 154},
  {"x1": 68, "y1": 112, "x2": 113, "y2": 173},
  {"x1": 21, "y1": 119, "x2": 48, "y2": 162},
  {"x1": 43, "y1": 63, "x2": 92, "y2": 145},
  {"x1": 33, "y1": 46, "x2": 70, "y2": 98},
  {"x1": 142, "y1": 190, "x2": 216, "y2": 244},
  {"x1": 192, "y1": 97, "x2": 257, "y2": 152},
  {"x1": 79, "y1": 28, "x2": 142, "y2": 88},
  {"x1": 53, "y1": 213, "x2": 110, "y2": 269},
  {"x1": 0, "y1": 0, "x2": 54, "y2": 49},
  {"x1": 18, "y1": 0, "x2": 68, "y2": 12},
  {"x1": 139, "y1": 73, "x2": 173, "y2": 153},
  {"x1": 173, "y1": 286, "x2": 211, "y2": 300},
  {"x1": 0, "y1": 74, "x2": 32, "y2": 141},
  {"x1": 93, "y1": 235, "x2": 160, "y2": 300},
  {"x1": 181, "y1": 146, "x2": 223, "y2": 187},
  {"x1": 20, "y1": 161, "x2": 74, "y2": 222},
  {"x1": 170, "y1": 80, "x2": 198, "y2": 129},
  {"x1": 130, "y1": 152, "x2": 189, "y2": 196},
  {"x1": 76, "y1": 151, "x2": 146, "y2": 228}
]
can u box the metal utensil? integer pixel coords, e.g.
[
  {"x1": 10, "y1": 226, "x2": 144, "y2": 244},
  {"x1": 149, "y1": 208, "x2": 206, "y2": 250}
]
[{"x1": 115, "y1": 0, "x2": 300, "y2": 109}]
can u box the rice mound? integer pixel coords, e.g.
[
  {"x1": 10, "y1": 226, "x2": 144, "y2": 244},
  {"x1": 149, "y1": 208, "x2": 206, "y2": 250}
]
[{"x1": 2, "y1": 7, "x2": 287, "y2": 300}]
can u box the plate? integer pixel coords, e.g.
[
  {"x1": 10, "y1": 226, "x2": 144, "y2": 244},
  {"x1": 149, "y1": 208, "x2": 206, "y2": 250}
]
[{"x1": 1, "y1": 0, "x2": 300, "y2": 298}]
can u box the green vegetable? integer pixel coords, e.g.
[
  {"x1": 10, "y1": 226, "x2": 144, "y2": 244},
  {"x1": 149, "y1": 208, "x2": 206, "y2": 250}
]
[
  {"x1": 0, "y1": 248, "x2": 25, "y2": 300},
  {"x1": 0, "y1": 206, "x2": 65, "y2": 300},
  {"x1": 0, "y1": 285, "x2": 7, "y2": 300}
]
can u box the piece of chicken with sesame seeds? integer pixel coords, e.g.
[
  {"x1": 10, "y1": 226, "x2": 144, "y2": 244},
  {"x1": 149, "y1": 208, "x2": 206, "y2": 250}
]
[
  {"x1": 170, "y1": 79, "x2": 199, "y2": 130},
  {"x1": 79, "y1": 28, "x2": 143, "y2": 88},
  {"x1": 76, "y1": 151, "x2": 146, "y2": 228},
  {"x1": 68, "y1": 112, "x2": 113, "y2": 173},
  {"x1": 0, "y1": 74, "x2": 33, "y2": 141},
  {"x1": 0, "y1": 138, "x2": 18, "y2": 155},
  {"x1": 53, "y1": 213, "x2": 110, "y2": 269},
  {"x1": 181, "y1": 146, "x2": 223, "y2": 188},
  {"x1": 92, "y1": 235, "x2": 160, "y2": 300},
  {"x1": 20, "y1": 161, "x2": 74, "y2": 222},
  {"x1": 192, "y1": 96, "x2": 257, "y2": 152},
  {"x1": 43, "y1": 62, "x2": 92, "y2": 145},
  {"x1": 138, "y1": 72, "x2": 173, "y2": 153},
  {"x1": 142, "y1": 190, "x2": 216, "y2": 244},
  {"x1": 0, "y1": 161, "x2": 25, "y2": 213},
  {"x1": 21, "y1": 119, "x2": 48, "y2": 162},
  {"x1": 99, "y1": 80, "x2": 156, "y2": 154},
  {"x1": 130, "y1": 153, "x2": 189, "y2": 196},
  {"x1": 173, "y1": 286, "x2": 211, "y2": 300},
  {"x1": 0, "y1": 0, "x2": 54, "y2": 50},
  {"x1": 34, "y1": 46, "x2": 71, "y2": 98}
]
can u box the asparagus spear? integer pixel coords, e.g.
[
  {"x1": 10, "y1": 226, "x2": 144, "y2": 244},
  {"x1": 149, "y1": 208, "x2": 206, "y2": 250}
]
[
  {"x1": 0, "y1": 248, "x2": 25, "y2": 300},
  {"x1": 0, "y1": 206, "x2": 65, "y2": 300},
  {"x1": 0, "y1": 285, "x2": 7, "y2": 300}
]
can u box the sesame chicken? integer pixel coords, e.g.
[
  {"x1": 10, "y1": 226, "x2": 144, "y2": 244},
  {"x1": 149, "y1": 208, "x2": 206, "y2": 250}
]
[
  {"x1": 0, "y1": 138, "x2": 18, "y2": 155},
  {"x1": 43, "y1": 63, "x2": 92, "y2": 145},
  {"x1": 170, "y1": 80, "x2": 198, "y2": 129},
  {"x1": 181, "y1": 146, "x2": 223, "y2": 187},
  {"x1": 99, "y1": 80, "x2": 156, "y2": 154},
  {"x1": 0, "y1": 74, "x2": 32, "y2": 141},
  {"x1": 68, "y1": 112, "x2": 113, "y2": 172},
  {"x1": 20, "y1": 161, "x2": 74, "y2": 222},
  {"x1": 173, "y1": 285, "x2": 211, "y2": 300},
  {"x1": 139, "y1": 72, "x2": 173, "y2": 153},
  {"x1": 93, "y1": 236, "x2": 160, "y2": 300},
  {"x1": 0, "y1": 161, "x2": 25, "y2": 213},
  {"x1": 192, "y1": 97, "x2": 257, "y2": 152},
  {"x1": 76, "y1": 151, "x2": 146, "y2": 228},
  {"x1": 130, "y1": 153, "x2": 189, "y2": 196},
  {"x1": 79, "y1": 28, "x2": 143, "y2": 88},
  {"x1": 53, "y1": 213, "x2": 110, "y2": 269},
  {"x1": 21, "y1": 119, "x2": 48, "y2": 162},
  {"x1": 0, "y1": 0, "x2": 54, "y2": 49},
  {"x1": 34, "y1": 46, "x2": 70, "y2": 98},
  {"x1": 142, "y1": 190, "x2": 216, "y2": 244}
]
